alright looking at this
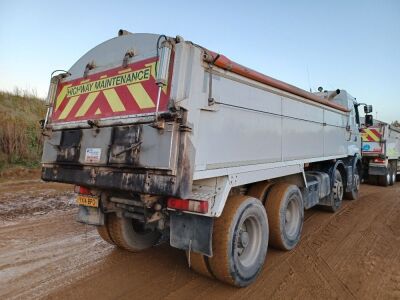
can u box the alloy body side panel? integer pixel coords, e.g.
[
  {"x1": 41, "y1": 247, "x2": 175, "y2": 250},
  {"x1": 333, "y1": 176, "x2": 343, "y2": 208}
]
[
  {"x1": 387, "y1": 125, "x2": 400, "y2": 161},
  {"x1": 192, "y1": 66, "x2": 353, "y2": 178}
]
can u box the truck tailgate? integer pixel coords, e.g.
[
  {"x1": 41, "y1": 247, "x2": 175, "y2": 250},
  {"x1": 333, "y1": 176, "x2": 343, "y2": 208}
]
[
  {"x1": 52, "y1": 57, "x2": 170, "y2": 124},
  {"x1": 361, "y1": 127, "x2": 383, "y2": 154}
]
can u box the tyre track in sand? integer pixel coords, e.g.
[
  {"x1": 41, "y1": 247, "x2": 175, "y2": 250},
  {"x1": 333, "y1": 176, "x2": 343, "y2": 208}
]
[{"x1": 0, "y1": 180, "x2": 399, "y2": 299}]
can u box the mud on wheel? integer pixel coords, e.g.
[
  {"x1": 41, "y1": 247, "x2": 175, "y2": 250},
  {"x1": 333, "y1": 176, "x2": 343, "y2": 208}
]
[
  {"x1": 389, "y1": 162, "x2": 396, "y2": 186},
  {"x1": 186, "y1": 251, "x2": 214, "y2": 279},
  {"x1": 378, "y1": 172, "x2": 391, "y2": 187},
  {"x1": 344, "y1": 166, "x2": 360, "y2": 200},
  {"x1": 96, "y1": 214, "x2": 115, "y2": 245},
  {"x1": 247, "y1": 181, "x2": 275, "y2": 204},
  {"x1": 105, "y1": 214, "x2": 161, "y2": 252},
  {"x1": 189, "y1": 195, "x2": 268, "y2": 287},
  {"x1": 265, "y1": 183, "x2": 304, "y2": 251},
  {"x1": 329, "y1": 169, "x2": 344, "y2": 212}
]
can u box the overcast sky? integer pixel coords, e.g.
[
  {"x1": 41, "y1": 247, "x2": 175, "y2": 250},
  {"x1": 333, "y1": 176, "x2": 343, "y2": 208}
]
[{"x1": 0, "y1": 0, "x2": 399, "y2": 122}]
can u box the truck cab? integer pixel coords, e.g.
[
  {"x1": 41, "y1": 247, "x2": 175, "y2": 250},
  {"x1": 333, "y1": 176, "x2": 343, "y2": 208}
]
[{"x1": 314, "y1": 89, "x2": 363, "y2": 156}]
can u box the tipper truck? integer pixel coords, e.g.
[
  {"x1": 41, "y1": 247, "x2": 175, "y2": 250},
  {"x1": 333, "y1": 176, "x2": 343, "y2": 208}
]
[
  {"x1": 361, "y1": 120, "x2": 400, "y2": 186},
  {"x1": 41, "y1": 30, "x2": 374, "y2": 287}
]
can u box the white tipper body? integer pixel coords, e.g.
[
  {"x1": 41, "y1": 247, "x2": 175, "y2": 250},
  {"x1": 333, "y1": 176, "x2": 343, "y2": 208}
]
[
  {"x1": 172, "y1": 42, "x2": 360, "y2": 216},
  {"x1": 49, "y1": 33, "x2": 361, "y2": 217}
]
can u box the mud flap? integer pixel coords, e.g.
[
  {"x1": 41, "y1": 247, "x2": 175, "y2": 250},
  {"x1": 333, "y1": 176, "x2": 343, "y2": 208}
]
[
  {"x1": 170, "y1": 212, "x2": 213, "y2": 257},
  {"x1": 368, "y1": 165, "x2": 388, "y2": 176},
  {"x1": 76, "y1": 206, "x2": 105, "y2": 226}
]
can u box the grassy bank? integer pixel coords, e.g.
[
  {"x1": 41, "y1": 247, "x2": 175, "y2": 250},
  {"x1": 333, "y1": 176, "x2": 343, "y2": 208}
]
[{"x1": 0, "y1": 91, "x2": 46, "y2": 172}]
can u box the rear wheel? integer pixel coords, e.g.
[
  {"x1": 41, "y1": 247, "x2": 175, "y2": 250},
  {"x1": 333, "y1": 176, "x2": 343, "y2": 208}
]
[
  {"x1": 396, "y1": 163, "x2": 400, "y2": 182},
  {"x1": 207, "y1": 195, "x2": 269, "y2": 287},
  {"x1": 186, "y1": 252, "x2": 214, "y2": 279},
  {"x1": 344, "y1": 167, "x2": 360, "y2": 200},
  {"x1": 247, "y1": 181, "x2": 274, "y2": 204},
  {"x1": 368, "y1": 175, "x2": 378, "y2": 185},
  {"x1": 96, "y1": 214, "x2": 115, "y2": 245},
  {"x1": 390, "y1": 163, "x2": 396, "y2": 185},
  {"x1": 108, "y1": 214, "x2": 161, "y2": 252},
  {"x1": 265, "y1": 183, "x2": 304, "y2": 250},
  {"x1": 378, "y1": 172, "x2": 391, "y2": 187},
  {"x1": 328, "y1": 169, "x2": 344, "y2": 212}
]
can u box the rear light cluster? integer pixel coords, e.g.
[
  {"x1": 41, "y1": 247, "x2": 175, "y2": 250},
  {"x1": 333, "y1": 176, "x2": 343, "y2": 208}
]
[
  {"x1": 373, "y1": 158, "x2": 385, "y2": 164},
  {"x1": 167, "y1": 197, "x2": 209, "y2": 214},
  {"x1": 74, "y1": 185, "x2": 91, "y2": 195}
]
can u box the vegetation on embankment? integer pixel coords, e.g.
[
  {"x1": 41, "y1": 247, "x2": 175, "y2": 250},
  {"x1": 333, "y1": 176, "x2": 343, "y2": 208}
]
[{"x1": 0, "y1": 90, "x2": 46, "y2": 173}]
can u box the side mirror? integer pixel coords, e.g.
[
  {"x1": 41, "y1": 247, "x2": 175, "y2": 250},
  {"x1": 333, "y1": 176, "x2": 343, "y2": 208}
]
[
  {"x1": 365, "y1": 114, "x2": 373, "y2": 127},
  {"x1": 364, "y1": 105, "x2": 373, "y2": 114}
]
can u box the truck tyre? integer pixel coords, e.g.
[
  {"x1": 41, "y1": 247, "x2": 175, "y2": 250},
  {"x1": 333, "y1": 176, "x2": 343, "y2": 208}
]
[
  {"x1": 378, "y1": 172, "x2": 391, "y2": 187},
  {"x1": 368, "y1": 175, "x2": 378, "y2": 185},
  {"x1": 186, "y1": 251, "x2": 214, "y2": 279},
  {"x1": 265, "y1": 183, "x2": 304, "y2": 250},
  {"x1": 327, "y1": 169, "x2": 344, "y2": 212},
  {"x1": 344, "y1": 167, "x2": 360, "y2": 200},
  {"x1": 208, "y1": 195, "x2": 268, "y2": 287},
  {"x1": 390, "y1": 163, "x2": 396, "y2": 185},
  {"x1": 108, "y1": 214, "x2": 161, "y2": 252},
  {"x1": 247, "y1": 181, "x2": 274, "y2": 204},
  {"x1": 96, "y1": 214, "x2": 115, "y2": 245}
]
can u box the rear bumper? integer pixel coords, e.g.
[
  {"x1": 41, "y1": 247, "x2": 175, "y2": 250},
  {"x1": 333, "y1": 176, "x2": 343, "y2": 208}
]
[
  {"x1": 368, "y1": 165, "x2": 388, "y2": 176},
  {"x1": 41, "y1": 165, "x2": 179, "y2": 197}
]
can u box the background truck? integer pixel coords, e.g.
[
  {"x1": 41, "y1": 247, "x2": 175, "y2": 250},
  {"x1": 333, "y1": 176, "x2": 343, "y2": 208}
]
[
  {"x1": 361, "y1": 120, "x2": 400, "y2": 186},
  {"x1": 41, "y1": 30, "x2": 373, "y2": 287}
]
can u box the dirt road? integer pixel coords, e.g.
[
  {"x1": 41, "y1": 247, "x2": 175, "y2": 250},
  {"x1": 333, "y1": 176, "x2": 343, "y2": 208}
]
[{"x1": 0, "y1": 179, "x2": 399, "y2": 299}]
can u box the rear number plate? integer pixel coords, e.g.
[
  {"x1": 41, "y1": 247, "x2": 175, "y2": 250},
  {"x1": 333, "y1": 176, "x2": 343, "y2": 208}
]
[{"x1": 76, "y1": 195, "x2": 99, "y2": 207}]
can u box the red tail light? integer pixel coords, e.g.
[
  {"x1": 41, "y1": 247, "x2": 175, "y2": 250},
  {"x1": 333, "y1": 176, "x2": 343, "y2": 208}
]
[
  {"x1": 74, "y1": 185, "x2": 91, "y2": 195},
  {"x1": 167, "y1": 197, "x2": 209, "y2": 214},
  {"x1": 373, "y1": 158, "x2": 385, "y2": 164}
]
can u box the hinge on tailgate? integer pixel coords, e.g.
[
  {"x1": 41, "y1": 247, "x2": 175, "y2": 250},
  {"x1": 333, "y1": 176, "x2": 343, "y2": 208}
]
[
  {"x1": 179, "y1": 122, "x2": 193, "y2": 132},
  {"x1": 150, "y1": 119, "x2": 166, "y2": 130},
  {"x1": 83, "y1": 62, "x2": 95, "y2": 78},
  {"x1": 122, "y1": 50, "x2": 135, "y2": 68}
]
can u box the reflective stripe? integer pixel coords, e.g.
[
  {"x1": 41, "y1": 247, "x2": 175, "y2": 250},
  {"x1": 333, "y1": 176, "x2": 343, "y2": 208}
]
[
  {"x1": 58, "y1": 96, "x2": 79, "y2": 120},
  {"x1": 51, "y1": 57, "x2": 170, "y2": 122},
  {"x1": 103, "y1": 89, "x2": 126, "y2": 112},
  {"x1": 127, "y1": 84, "x2": 155, "y2": 109},
  {"x1": 361, "y1": 128, "x2": 381, "y2": 142},
  {"x1": 75, "y1": 92, "x2": 100, "y2": 117},
  {"x1": 55, "y1": 84, "x2": 72, "y2": 110},
  {"x1": 118, "y1": 68, "x2": 132, "y2": 74}
]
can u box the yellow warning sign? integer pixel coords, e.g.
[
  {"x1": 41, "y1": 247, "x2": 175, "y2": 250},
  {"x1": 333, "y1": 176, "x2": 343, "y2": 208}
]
[{"x1": 66, "y1": 66, "x2": 151, "y2": 97}]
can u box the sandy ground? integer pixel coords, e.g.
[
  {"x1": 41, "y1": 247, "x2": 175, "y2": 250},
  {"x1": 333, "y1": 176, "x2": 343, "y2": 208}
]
[{"x1": 0, "y1": 179, "x2": 399, "y2": 300}]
